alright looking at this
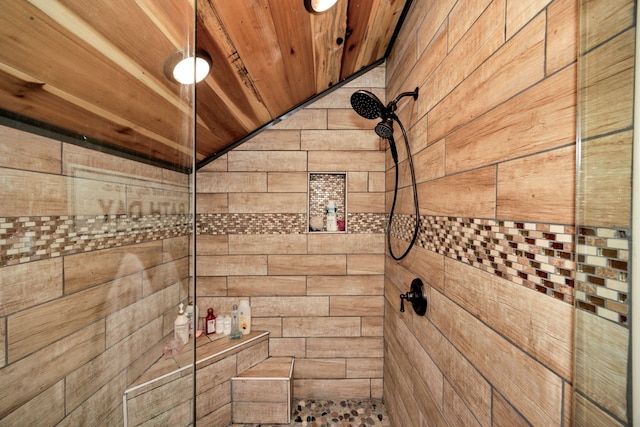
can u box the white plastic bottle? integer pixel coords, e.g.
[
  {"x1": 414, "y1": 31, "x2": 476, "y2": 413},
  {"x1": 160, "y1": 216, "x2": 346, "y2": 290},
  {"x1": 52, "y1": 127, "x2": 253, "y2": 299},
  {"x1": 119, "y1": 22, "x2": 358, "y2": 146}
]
[
  {"x1": 238, "y1": 298, "x2": 251, "y2": 335},
  {"x1": 326, "y1": 200, "x2": 338, "y2": 232},
  {"x1": 186, "y1": 300, "x2": 199, "y2": 337},
  {"x1": 174, "y1": 303, "x2": 189, "y2": 345}
]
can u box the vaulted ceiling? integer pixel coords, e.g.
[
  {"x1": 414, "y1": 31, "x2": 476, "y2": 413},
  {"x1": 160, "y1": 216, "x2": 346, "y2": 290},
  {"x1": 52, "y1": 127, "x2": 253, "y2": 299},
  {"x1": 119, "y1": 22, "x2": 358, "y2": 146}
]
[{"x1": 0, "y1": 0, "x2": 411, "y2": 171}]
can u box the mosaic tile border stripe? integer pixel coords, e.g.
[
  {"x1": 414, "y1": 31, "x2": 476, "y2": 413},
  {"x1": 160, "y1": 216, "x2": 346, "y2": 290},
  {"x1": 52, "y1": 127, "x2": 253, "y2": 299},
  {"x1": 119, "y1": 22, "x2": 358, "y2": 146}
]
[
  {"x1": 0, "y1": 214, "x2": 192, "y2": 267},
  {"x1": 2, "y1": 212, "x2": 628, "y2": 325},
  {"x1": 575, "y1": 226, "x2": 630, "y2": 326},
  {"x1": 391, "y1": 214, "x2": 576, "y2": 305}
]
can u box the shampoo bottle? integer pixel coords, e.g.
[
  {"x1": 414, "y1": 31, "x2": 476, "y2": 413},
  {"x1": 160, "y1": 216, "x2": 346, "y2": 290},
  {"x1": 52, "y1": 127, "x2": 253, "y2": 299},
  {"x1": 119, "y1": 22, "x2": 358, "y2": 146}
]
[
  {"x1": 186, "y1": 300, "x2": 198, "y2": 337},
  {"x1": 326, "y1": 200, "x2": 338, "y2": 232},
  {"x1": 230, "y1": 304, "x2": 242, "y2": 339},
  {"x1": 174, "y1": 303, "x2": 189, "y2": 345},
  {"x1": 238, "y1": 298, "x2": 251, "y2": 335}
]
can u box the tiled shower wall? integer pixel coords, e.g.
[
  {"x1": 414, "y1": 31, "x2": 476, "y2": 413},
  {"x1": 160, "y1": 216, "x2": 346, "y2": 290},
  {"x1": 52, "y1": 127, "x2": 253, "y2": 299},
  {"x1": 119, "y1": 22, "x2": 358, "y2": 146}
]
[
  {"x1": 195, "y1": 67, "x2": 388, "y2": 399},
  {"x1": 0, "y1": 125, "x2": 191, "y2": 425},
  {"x1": 382, "y1": 0, "x2": 577, "y2": 426}
]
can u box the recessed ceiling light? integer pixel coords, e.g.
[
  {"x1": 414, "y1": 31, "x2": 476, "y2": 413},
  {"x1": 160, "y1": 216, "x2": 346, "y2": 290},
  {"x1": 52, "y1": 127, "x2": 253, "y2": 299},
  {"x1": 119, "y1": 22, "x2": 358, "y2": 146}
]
[
  {"x1": 164, "y1": 49, "x2": 212, "y2": 85},
  {"x1": 304, "y1": 0, "x2": 338, "y2": 13}
]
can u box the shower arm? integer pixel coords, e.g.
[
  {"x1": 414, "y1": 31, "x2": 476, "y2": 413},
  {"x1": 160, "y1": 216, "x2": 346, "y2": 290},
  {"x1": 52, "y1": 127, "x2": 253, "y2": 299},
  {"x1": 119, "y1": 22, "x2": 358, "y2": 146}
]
[{"x1": 385, "y1": 87, "x2": 419, "y2": 115}]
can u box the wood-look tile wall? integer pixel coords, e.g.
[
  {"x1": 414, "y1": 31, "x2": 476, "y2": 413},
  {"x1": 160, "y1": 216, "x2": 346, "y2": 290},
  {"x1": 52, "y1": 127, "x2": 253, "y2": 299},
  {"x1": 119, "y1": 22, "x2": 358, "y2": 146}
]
[
  {"x1": 194, "y1": 66, "x2": 387, "y2": 399},
  {"x1": 0, "y1": 125, "x2": 191, "y2": 425},
  {"x1": 384, "y1": 0, "x2": 577, "y2": 425}
]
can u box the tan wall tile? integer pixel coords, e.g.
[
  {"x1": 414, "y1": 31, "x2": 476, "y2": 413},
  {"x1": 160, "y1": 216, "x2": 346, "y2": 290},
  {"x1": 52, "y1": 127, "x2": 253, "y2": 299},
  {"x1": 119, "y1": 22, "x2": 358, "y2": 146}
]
[
  {"x1": 197, "y1": 172, "x2": 266, "y2": 193},
  {"x1": 195, "y1": 276, "x2": 228, "y2": 297},
  {"x1": 64, "y1": 241, "x2": 162, "y2": 294},
  {"x1": 347, "y1": 191, "x2": 385, "y2": 213},
  {"x1": 0, "y1": 380, "x2": 64, "y2": 426},
  {"x1": 427, "y1": 13, "x2": 545, "y2": 142},
  {"x1": 197, "y1": 255, "x2": 267, "y2": 276},
  {"x1": 307, "y1": 275, "x2": 384, "y2": 296},
  {"x1": 0, "y1": 169, "x2": 68, "y2": 216},
  {"x1": 267, "y1": 172, "x2": 308, "y2": 192},
  {"x1": 228, "y1": 192, "x2": 307, "y2": 213},
  {"x1": 198, "y1": 402, "x2": 231, "y2": 427},
  {"x1": 106, "y1": 288, "x2": 176, "y2": 347},
  {"x1": 9, "y1": 273, "x2": 141, "y2": 362},
  {"x1": 347, "y1": 254, "x2": 385, "y2": 275},
  {"x1": 448, "y1": 0, "x2": 493, "y2": 48},
  {"x1": 227, "y1": 151, "x2": 307, "y2": 172},
  {"x1": 197, "y1": 235, "x2": 229, "y2": 256},
  {"x1": 330, "y1": 296, "x2": 384, "y2": 316},
  {"x1": 308, "y1": 150, "x2": 385, "y2": 172},
  {"x1": 143, "y1": 258, "x2": 189, "y2": 296},
  {"x1": 575, "y1": 310, "x2": 628, "y2": 420},
  {"x1": 308, "y1": 233, "x2": 384, "y2": 254},
  {"x1": 417, "y1": 166, "x2": 496, "y2": 217},
  {"x1": 163, "y1": 236, "x2": 190, "y2": 263},
  {"x1": 445, "y1": 65, "x2": 576, "y2": 175},
  {"x1": 497, "y1": 145, "x2": 575, "y2": 224},
  {"x1": 443, "y1": 380, "x2": 482, "y2": 427},
  {"x1": 196, "y1": 193, "x2": 228, "y2": 214},
  {"x1": 293, "y1": 379, "x2": 371, "y2": 399},
  {"x1": 346, "y1": 358, "x2": 383, "y2": 379},
  {"x1": 0, "y1": 321, "x2": 105, "y2": 419},
  {"x1": 301, "y1": 130, "x2": 379, "y2": 151},
  {"x1": 269, "y1": 337, "x2": 306, "y2": 358},
  {"x1": 236, "y1": 340, "x2": 269, "y2": 373},
  {"x1": 294, "y1": 358, "x2": 346, "y2": 379},
  {"x1": 196, "y1": 382, "x2": 230, "y2": 420},
  {"x1": 227, "y1": 276, "x2": 306, "y2": 296},
  {"x1": 361, "y1": 317, "x2": 383, "y2": 337},
  {"x1": 268, "y1": 254, "x2": 346, "y2": 276},
  {"x1": 430, "y1": 290, "x2": 562, "y2": 426},
  {"x1": 546, "y1": 0, "x2": 577, "y2": 74},
  {"x1": 0, "y1": 126, "x2": 61, "y2": 174},
  {"x1": 236, "y1": 130, "x2": 301, "y2": 151},
  {"x1": 0, "y1": 258, "x2": 63, "y2": 316},
  {"x1": 250, "y1": 296, "x2": 329, "y2": 317},
  {"x1": 573, "y1": 394, "x2": 624, "y2": 427},
  {"x1": 251, "y1": 317, "x2": 282, "y2": 337},
  {"x1": 492, "y1": 389, "x2": 530, "y2": 427},
  {"x1": 445, "y1": 259, "x2": 573, "y2": 380},
  {"x1": 580, "y1": 0, "x2": 634, "y2": 52},
  {"x1": 0, "y1": 321, "x2": 4, "y2": 368},
  {"x1": 271, "y1": 109, "x2": 327, "y2": 130},
  {"x1": 196, "y1": 355, "x2": 237, "y2": 394},
  {"x1": 229, "y1": 234, "x2": 307, "y2": 255},
  {"x1": 506, "y1": 0, "x2": 551, "y2": 38},
  {"x1": 283, "y1": 317, "x2": 361, "y2": 337},
  {"x1": 327, "y1": 109, "x2": 376, "y2": 130},
  {"x1": 63, "y1": 371, "x2": 127, "y2": 426},
  {"x1": 347, "y1": 171, "x2": 368, "y2": 191},
  {"x1": 306, "y1": 337, "x2": 383, "y2": 358}
]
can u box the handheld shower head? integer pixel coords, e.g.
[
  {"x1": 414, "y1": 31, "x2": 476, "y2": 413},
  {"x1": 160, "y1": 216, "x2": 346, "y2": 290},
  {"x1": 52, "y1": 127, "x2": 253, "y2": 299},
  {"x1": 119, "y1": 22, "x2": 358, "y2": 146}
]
[
  {"x1": 375, "y1": 118, "x2": 394, "y2": 139},
  {"x1": 350, "y1": 90, "x2": 385, "y2": 120}
]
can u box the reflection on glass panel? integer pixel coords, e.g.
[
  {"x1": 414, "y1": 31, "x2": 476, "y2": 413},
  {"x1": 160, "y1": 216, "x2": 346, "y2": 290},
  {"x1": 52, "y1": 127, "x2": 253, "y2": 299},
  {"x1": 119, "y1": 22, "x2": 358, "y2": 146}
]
[{"x1": 0, "y1": 1, "x2": 196, "y2": 425}]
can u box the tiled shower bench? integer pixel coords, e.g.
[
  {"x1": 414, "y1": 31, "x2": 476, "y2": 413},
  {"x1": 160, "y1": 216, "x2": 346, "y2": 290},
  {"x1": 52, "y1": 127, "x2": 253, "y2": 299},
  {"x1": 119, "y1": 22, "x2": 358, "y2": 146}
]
[{"x1": 123, "y1": 331, "x2": 293, "y2": 426}]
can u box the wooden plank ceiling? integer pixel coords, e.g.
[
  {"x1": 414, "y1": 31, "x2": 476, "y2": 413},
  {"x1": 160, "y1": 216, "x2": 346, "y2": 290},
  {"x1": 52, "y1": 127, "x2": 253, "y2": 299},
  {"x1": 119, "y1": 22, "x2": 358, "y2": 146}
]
[{"x1": 0, "y1": 0, "x2": 410, "y2": 171}]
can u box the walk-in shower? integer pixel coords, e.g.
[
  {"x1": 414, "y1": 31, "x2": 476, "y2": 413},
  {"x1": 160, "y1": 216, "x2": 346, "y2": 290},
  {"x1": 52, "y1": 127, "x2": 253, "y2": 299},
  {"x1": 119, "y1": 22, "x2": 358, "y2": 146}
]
[{"x1": 350, "y1": 88, "x2": 420, "y2": 260}]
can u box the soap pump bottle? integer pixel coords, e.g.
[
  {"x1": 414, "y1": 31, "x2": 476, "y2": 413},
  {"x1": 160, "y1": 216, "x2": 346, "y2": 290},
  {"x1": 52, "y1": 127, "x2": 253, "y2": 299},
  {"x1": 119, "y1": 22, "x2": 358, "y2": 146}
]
[
  {"x1": 229, "y1": 304, "x2": 242, "y2": 340},
  {"x1": 326, "y1": 200, "x2": 338, "y2": 232},
  {"x1": 238, "y1": 298, "x2": 251, "y2": 335},
  {"x1": 174, "y1": 303, "x2": 189, "y2": 345}
]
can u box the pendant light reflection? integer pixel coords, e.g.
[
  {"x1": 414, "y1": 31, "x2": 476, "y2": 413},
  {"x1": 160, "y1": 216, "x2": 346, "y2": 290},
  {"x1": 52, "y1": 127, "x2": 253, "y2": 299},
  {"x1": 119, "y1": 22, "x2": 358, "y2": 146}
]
[
  {"x1": 304, "y1": 0, "x2": 338, "y2": 13},
  {"x1": 165, "y1": 49, "x2": 212, "y2": 85}
]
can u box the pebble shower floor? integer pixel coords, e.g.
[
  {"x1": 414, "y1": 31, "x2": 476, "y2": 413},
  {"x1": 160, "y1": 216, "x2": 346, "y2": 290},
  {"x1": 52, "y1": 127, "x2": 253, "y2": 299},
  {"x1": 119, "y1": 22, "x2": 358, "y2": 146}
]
[{"x1": 228, "y1": 398, "x2": 391, "y2": 427}]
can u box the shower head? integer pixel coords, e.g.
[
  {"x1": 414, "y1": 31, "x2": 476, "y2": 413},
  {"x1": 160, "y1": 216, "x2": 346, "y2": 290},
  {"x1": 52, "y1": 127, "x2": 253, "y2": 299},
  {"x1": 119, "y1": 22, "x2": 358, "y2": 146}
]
[
  {"x1": 350, "y1": 90, "x2": 385, "y2": 120},
  {"x1": 375, "y1": 118, "x2": 394, "y2": 139}
]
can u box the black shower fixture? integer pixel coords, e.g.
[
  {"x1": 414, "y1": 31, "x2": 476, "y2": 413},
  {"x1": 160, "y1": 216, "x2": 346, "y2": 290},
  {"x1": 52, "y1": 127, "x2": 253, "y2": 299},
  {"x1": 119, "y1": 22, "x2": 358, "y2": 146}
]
[{"x1": 350, "y1": 87, "x2": 420, "y2": 261}]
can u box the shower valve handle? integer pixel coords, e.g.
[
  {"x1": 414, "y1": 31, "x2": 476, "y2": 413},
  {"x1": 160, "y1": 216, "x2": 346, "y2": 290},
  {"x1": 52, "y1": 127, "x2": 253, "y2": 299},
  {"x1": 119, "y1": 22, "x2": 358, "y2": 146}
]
[{"x1": 399, "y1": 278, "x2": 427, "y2": 316}]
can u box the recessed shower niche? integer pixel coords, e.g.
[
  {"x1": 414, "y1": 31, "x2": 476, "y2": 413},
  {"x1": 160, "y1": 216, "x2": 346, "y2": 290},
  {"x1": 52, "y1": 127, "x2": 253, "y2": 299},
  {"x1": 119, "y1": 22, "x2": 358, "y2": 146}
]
[{"x1": 308, "y1": 173, "x2": 346, "y2": 232}]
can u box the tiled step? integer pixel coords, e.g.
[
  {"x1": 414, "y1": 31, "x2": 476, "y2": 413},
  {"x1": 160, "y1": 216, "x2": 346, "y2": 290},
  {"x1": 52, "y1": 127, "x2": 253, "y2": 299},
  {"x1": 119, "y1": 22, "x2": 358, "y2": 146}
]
[{"x1": 231, "y1": 357, "x2": 294, "y2": 425}]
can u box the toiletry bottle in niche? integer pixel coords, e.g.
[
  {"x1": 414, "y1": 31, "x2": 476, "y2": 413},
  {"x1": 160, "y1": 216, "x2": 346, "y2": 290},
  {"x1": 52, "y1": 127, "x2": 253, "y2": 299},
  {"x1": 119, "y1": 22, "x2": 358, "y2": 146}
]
[
  {"x1": 230, "y1": 304, "x2": 242, "y2": 339},
  {"x1": 174, "y1": 303, "x2": 189, "y2": 345},
  {"x1": 205, "y1": 308, "x2": 216, "y2": 335},
  {"x1": 223, "y1": 315, "x2": 231, "y2": 335},
  {"x1": 186, "y1": 300, "x2": 198, "y2": 337},
  {"x1": 238, "y1": 298, "x2": 251, "y2": 335},
  {"x1": 326, "y1": 200, "x2": 338, "y2": 232}
]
